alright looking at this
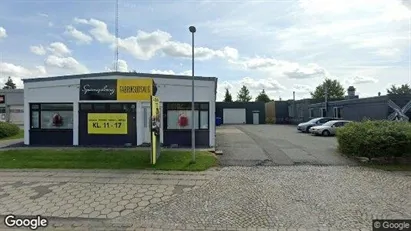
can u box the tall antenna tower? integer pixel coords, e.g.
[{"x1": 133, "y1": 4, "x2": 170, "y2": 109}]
[{"x1": 114, "y1": 0, "x2": 119, "y2": 71}]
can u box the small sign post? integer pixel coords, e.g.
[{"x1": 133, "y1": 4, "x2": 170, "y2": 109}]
[{"x1": 150, "y1": 96, "x2": 161, "y2": 165}]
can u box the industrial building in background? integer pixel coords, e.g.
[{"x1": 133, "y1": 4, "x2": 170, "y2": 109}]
[
  {"x1": 267, "y1": 87, "x2": 411, "y2": 124},
  {"x1": 0, "y1": 89, "x2": 24, "y2": 127},
  {"x1": 216, "y1": 102, "x2": 266, "y2": 125}
]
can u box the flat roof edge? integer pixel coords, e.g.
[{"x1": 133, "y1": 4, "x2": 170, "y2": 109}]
[
  {"x1": 22, "y1": 72, "x2": 218, "y2": 83},
  {"x1": 0, "y1": 89, "x2": 24, "y2": 92}
]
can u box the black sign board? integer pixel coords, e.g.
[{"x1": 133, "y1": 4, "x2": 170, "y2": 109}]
[
  {"x1": 0, "y1": 95, "x2": 5, "y2": 104},
  {"x1": 79, "y1": 79, "x2": 117, "y2": 101}
]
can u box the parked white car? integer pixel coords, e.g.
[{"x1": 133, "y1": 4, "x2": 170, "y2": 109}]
[
  {"x1": 297, "y1": 117, "x2": 336, "y2": 133},
  {"x1": 309, "y1": 120, "x2": 351, "y2": 136}
]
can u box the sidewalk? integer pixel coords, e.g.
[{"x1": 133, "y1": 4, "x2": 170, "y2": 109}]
[
  {"x1": 0, "y1": 139, "x2": 215, "y2": 152},
  {"x1": 0, "y1": 138, "x2": 23, "y2": 149}
]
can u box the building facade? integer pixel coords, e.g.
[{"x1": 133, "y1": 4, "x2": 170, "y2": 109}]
[
  {"x1": 272, "y1": 94, "x2": 411, "y2": 124},
  {"x1": 0, "y1": 89, "x2": 24, "y2": 126},
  {"x1": 216, "y1": 102, "x2": 265, "y2": 124},
  {"x1": 23, "y1": 72, "x2": 217, "y2": 148}
]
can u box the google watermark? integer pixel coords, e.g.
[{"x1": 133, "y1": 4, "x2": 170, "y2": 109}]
[
  {"x1": 4, "y1": 214, "x2": 48, "y2": 230},
  {"x1": 373, "y1": 220, "x2": 411, "y2": 231}
]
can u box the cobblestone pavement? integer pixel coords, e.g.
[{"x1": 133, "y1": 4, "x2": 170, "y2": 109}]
[
  {"x1": 117, "y1": 166, "x2": 411, "y2": 230},
  {"x1": 0, "y1": 169, "x2": 218, "y2": 230},
  {"x1": 0, "y1": 167, "x2": 410, "y2": 230}
]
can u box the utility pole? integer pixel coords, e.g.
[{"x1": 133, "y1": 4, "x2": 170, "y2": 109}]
[{"x1": 189, "y1": 26, "x2": 196, "y2": 163}]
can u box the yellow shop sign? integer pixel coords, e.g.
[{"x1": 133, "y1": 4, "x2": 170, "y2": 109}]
[
  {"x1": 87, "y1": 113, "x2": 128, "y2": 134},
  {"x1": 116, "y1": 79, "x2": 153, "y2": 100}
]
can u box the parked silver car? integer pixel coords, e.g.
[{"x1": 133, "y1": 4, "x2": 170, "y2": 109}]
[
  {"x1": 297, "y1": 117, "x2": 336, "y2": 133},
  {"x1": 309, "y1": 120, "x2": 351, "y2": 136}
]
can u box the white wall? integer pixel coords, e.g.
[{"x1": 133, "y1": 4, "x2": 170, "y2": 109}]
[{"x1": 24, "y1": 74, "x2": 216, "y2": 146}]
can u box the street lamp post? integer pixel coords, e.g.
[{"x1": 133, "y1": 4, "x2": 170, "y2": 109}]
[{"x1": 189, "y1": 26, "x2": 196, "y2": 163}]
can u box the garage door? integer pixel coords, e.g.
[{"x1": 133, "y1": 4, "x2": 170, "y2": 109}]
[
  {"x1": 223, "y1": 108, "x2": 246, "y2": 124},
  {"x1": 9, "y1": 106, "x2": 24, "y2": 125}
]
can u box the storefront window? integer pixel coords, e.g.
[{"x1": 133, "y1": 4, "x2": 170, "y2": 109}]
[
  {"x1": 31, "y1": 111, "x2": 39, "y2": 128},
  {"x1": 164, "y1": 102, "x2": 209, "y2": 130},
  {"x1": 30, "y1": 103, "x2": 73, "y2": 130},
  {"x1": 200, "y1": 111, "x2": 209, "y2": 129},
  {"x1": 40, "y1": 111, "x2": 73, "y2": 129},
  {"x1": 167, "y1": 110, "x2": 199, "y2": 129}
]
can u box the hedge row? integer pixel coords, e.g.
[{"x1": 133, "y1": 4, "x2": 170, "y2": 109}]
[
  {"x1": 0, "y1": 122, "x2": 20, "y2": 139},
  {"x1": 336, "y1": 120, "x2": 411, "y2": 159}
]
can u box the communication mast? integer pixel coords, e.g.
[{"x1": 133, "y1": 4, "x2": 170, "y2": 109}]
[{"x1": 114, "y1": 0, "x2": 119, "y2": 71}]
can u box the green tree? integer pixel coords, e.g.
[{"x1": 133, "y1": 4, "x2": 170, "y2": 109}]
[
  {"x1": 387, "y1": 84, "x2": 411, "y2": 95},
  {"x1": 255, "y1": 89, "x2": 271, "y2": 102},
  {"x1": 236, "y1": 85, "x2": 252, "y2": 102},
  {"x1": 3, "y1": 77, "x2": 16, "y2": 89},
  {"x1": 223, "y1": 88, "x2": 233, "y2": 102},
  {"x1": 310, "y1": 78, "x2": 345, "y2": 101}
]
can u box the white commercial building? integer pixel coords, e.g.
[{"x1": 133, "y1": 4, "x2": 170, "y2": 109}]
[
  {"x1": 0, "y1": 89, "x2": 24, "y2": 126},
  {"x1": 22, "y1": 72, "x2": 217, "y2": 147}
]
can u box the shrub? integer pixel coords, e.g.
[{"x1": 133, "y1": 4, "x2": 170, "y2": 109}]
[
  {"x1": 336, "y1": 120, "x2": 411, "y2": 159},
  {"x1": 266, "y1": 117, "x2": 275, "y2": 124},
  {"x1": 0, "y1": 122, "x2": 20, "y2": 139}
]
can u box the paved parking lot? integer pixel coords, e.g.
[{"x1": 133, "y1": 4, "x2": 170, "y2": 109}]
[{"x1": 217, "y1": 125, "x2": 356, "y2": 166}]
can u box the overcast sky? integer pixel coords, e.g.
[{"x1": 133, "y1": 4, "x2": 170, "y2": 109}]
[{"x1": 0, "y1": 0, "x2": 410, "y2": 101}]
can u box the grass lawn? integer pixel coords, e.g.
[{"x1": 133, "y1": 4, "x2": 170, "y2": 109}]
[
  {"x1": 363, "y1": 163, "x2": 411, "y2": 172},
  {"x1": 0, "y1": 129, "x2": 24, "y2": 141},
  {"x1": 0, "y1": 149, "x2": 217, "y2": 171}
]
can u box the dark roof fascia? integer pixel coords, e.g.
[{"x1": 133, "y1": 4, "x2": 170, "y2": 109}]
[
  {"x1": 22, "y1": 71, "x2": 217, "y2": 83},
  {"x1": 0, "y1": 89, "x2": 24, "y2": 93}
]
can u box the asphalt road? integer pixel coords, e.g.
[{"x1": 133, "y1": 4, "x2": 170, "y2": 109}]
[{"x1": 216, "y1": 125, "x2": 356, "y2": 166}]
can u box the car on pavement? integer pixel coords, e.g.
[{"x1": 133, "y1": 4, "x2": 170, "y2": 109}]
[
  {"x1": 297, "y1": 117, "x2": 336, "y2": 133},
  {"x1": 309, "y1": 120, "x2": 351, "y2": 136}
]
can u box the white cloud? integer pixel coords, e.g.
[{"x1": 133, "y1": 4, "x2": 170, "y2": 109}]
[
  {"x1": 106, "y1": 59, "x2": 129, "y2": 72},
  {"x1": 292, "y1": 84, "x2": 312, "y2": 93},
  {"x1": 179, "y1": 70, "x2": 192, "y2": 76},
  {"x1": 347, "y1": 75, "x2": 378, "y2": 84},
  {"x1": 162, "y1": 42, "x2": 239, "y2": 61},
  {"x1": 30, "y1": 45, "x2": 46, "y2": 56},
  {"x1": 232, "y1": 57, "x2": 329, "y2": 79},
  {"x1": 151, "y1": 69, "x2": 176, "y2": 75},
  {"x1": 65, "y1": 25, "x2": 93, "y2": 44},
  {"x1": 299, "y1": 0, "x2": 410, "y2": 21},
  {"x1": 74, "y1": 18, "x2": 115, "y2": 43},
  {"x1": 150, "y1": 69, "x2": 192, "y2": 75},
  {"x1": 272, "y1": 0, "x2": 410, "y2": 57},
  {"x1": 47, "y1": 42, "x2": 71, "y2": 57},
  {"x1": 343, "y1": 35, "x2": 408, "y2": 49},
  {"x1": 0, "y1": 27, "x2": 7, "y2": 39},
  {"x1": 0, "y1": 62, "x2": 47, "y2": 77},
  {"x1": 374, "y1": 48, "x2": 401, "y2": 57},
  {"x1": 116, "y1": 60, "x2": 129, "y2": 72},
  {"x1": 0, "y1": 62, "x2": 47, "y2": 84},
  {"x1": 118, "y1": 30, "x2": 170, "y2": 60},
  {"x1": 37, "y1": 13, "x2": 48, "y2": 17},
  {"x1": 284, "y1": 63, "x2": 328, "y2": 79},
  {"x1": 44, "y1": 55, "x2": 88, "y2": 73},
  {"x1": 74, "y1": 18, "x2": 239, "y2": 61},
  {"x1": 240, "y1": 77, "x2": 286, "y2": 91},
  {"x1": 48, "y1": 22, "x2": 54, "y2": 27},
  {"x1": 0, "y1": 63, "x2": 47, "y2": 88},
  {"x1": 403, "y1": 0, "x2": 411, "y2": 10}
]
